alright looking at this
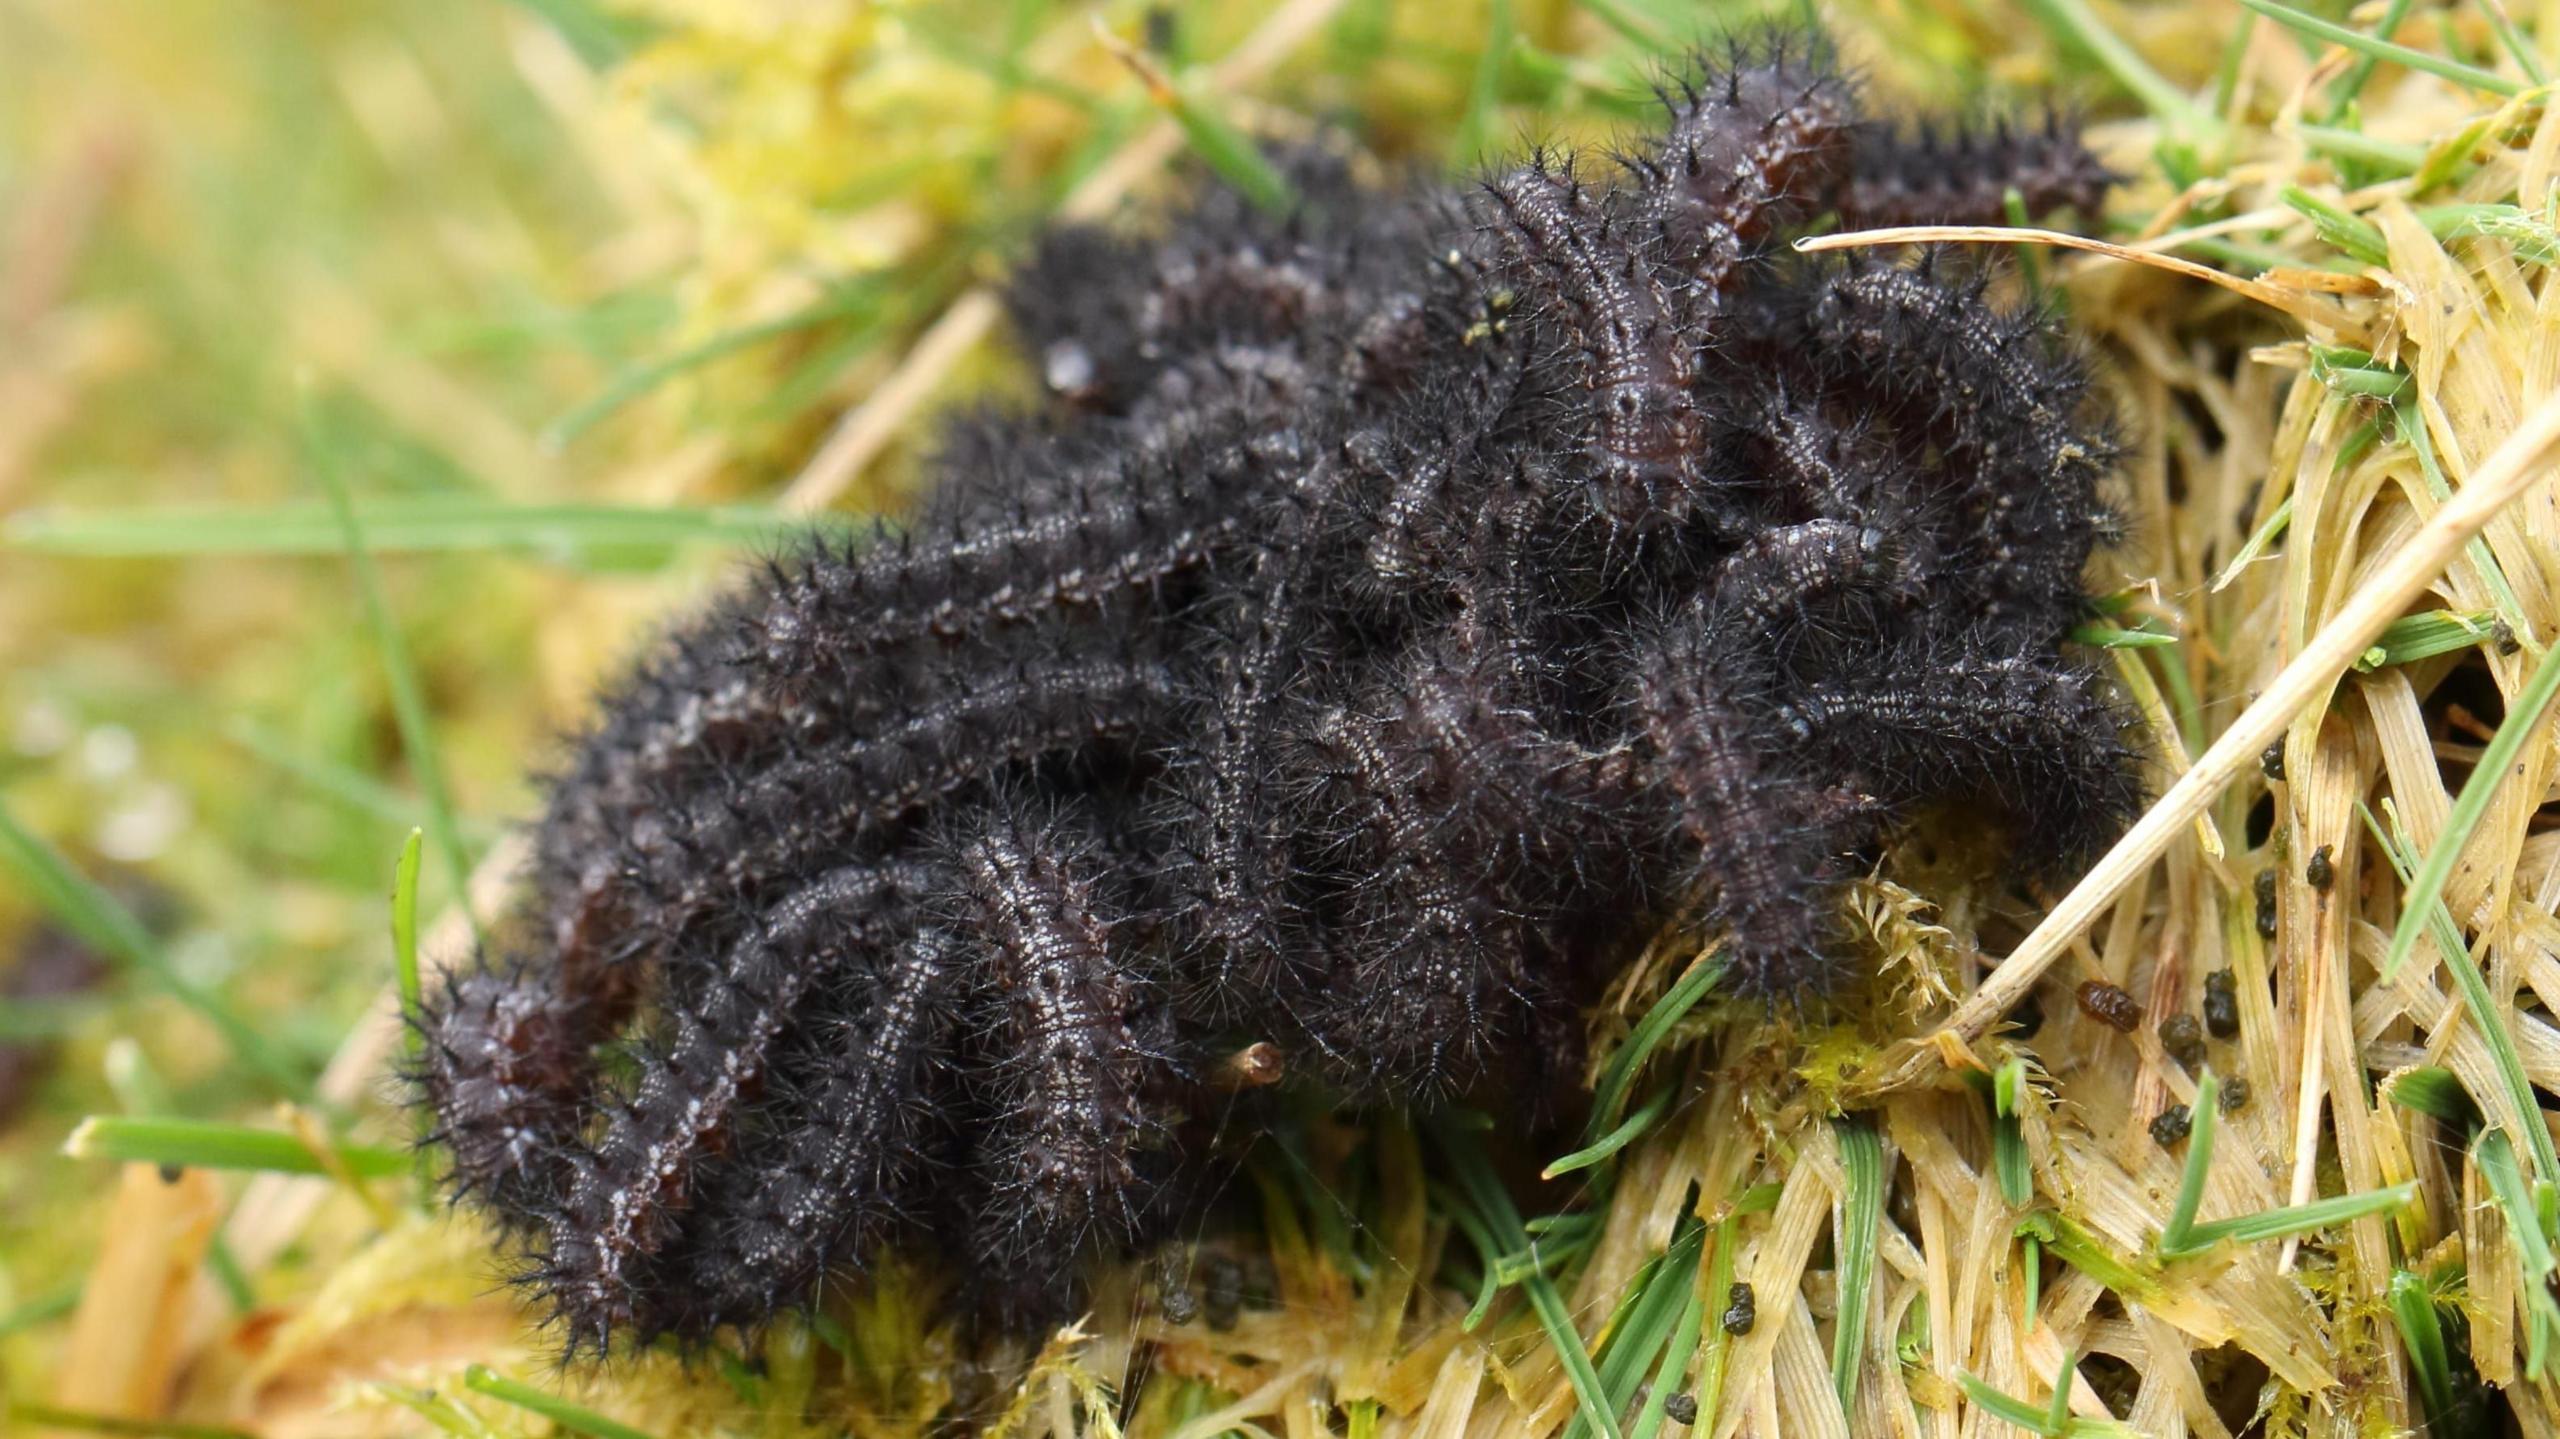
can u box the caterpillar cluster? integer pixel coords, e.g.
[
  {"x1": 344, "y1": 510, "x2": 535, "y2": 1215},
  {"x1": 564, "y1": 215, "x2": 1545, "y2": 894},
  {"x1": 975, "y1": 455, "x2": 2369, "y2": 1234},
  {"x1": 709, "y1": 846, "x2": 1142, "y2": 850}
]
[{"x1": 412, "y1": 29, "x2": 2138, "y2": 1354}]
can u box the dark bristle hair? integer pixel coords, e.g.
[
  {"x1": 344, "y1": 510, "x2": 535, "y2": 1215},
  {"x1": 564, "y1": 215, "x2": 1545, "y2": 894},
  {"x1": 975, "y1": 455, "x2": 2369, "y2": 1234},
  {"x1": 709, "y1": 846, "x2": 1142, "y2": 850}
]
[
  {"x1": 1840, "y1": 110, "x2": 2115, "y2": 229},
  {"x1": 949, "y1": 805, "x2": 1186, "y2": 1323},
  {"x1": 411, "y1": 23, "x2": 2140, "y2": 1354}
]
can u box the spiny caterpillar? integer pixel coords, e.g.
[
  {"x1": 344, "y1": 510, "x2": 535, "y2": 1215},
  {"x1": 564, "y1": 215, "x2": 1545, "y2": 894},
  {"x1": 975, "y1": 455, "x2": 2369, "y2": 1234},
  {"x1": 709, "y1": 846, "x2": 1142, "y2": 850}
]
[{"x1": 412, "y1": 29, "x2": 2137, "y2": 1353}]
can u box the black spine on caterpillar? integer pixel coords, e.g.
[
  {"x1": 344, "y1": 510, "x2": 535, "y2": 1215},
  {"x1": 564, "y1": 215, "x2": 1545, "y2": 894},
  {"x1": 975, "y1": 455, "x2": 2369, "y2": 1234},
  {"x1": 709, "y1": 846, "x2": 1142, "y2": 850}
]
[
  {"x1": 1345, "y1": 271, "x2": 1540, "y2": 597},
  {"x1": 1838, "y1": 111, "x2": 2113, "y2": 230},
  {"x1": 409, "y1": 959, "x2": 602, "y2": 1222},
  {"x1": 627, "y1": 922, "x2": 960, "y2": 1340},
  {"x1": 1704, "y1": 518, "x2": 1935, "y2": 651},
  {"x1": 1006, "y1": 141, "x2": 1433, "y2": 419},
  {"x1": 1006, "y1": 224, "x2": 1161, "y2": 412},
  {"x1": 1004, "y1": 215, "x2": 1313, "y2": 419},
  {"x1": 1477, "y1": 154, "x2": 1710, "y2": 534},
  {"x1": 1707, "y1": 378, "x2": 1953, "y2": 653},
  {"x1": 1777, "y1": 640, "x2": 2141, "y2": 869},
  {"x1": 1414, "y1": 493, "x2": 1634, "y2": 890},
  {"x1": 431, "y1": 601, "x2": 850, "y2": 1242},
  {"x1": 745, "y1": 433, "x2": 1260, "y2": 704},
  {"x1": 614, "y1": 635, "x2": 1183, "y2": 959},
  {"x1": 1722, "y1": 376, "x2": 1900, "y2": 524},
  {"x1": 950, "y1": 810, "x2": 1182, "y2": 1318},
  {"x1": 1621, "y1": 600, "x2": 1868, "y2": 996},
  {"x1": 1626, "y1": 31, "x2": 1859, "y2": 299},
  {"x1": 526, "y1": 591, "x2": 831, "y2": 978},
  {"x1": 538, "y1": 862, "x2": 934, "y2": 1353},
  {"x1": 1283, "y1": 694, "x2": 1528, "y2": 1094},
  {"x1": 1801, "y1": 252, "x2": 2122, "y2": 630},
  {"x1": 1159, "y1": 441, "x2": 1357, "y2": 1015}
]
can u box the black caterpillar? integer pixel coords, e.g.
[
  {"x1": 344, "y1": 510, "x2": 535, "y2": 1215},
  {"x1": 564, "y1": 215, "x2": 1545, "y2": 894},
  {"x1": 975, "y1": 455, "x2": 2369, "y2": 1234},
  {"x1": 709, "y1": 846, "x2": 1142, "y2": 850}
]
[{"x1": 412, "y1": 30, "x2": 2137, "y2": 1353}]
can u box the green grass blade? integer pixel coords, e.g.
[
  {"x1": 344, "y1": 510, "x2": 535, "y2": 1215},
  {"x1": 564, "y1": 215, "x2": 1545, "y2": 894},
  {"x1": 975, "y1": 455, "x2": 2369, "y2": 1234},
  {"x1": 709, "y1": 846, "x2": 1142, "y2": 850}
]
[
  {"x1": 1958, "y1": 1373, "x2": 2061, "y2": 1432},
  {"x1": 2017, "y1": 0, "x2": 2220, "y2": 139},
  {"x1": 2239, "y1": 0, "x2": 2522, "y2": 96},
  {"x1": 1623, "y1": 1255, "x2": 1706, "y2": 1439},
  {"x1": 64, "y1": 1115, "x2": 408, "y2": 1179},
  {"x1": 103, "y1": 1042, "x2": 254, "y2": 1311},
  {"x1": 1544, "y1": 1084, "x2": 1674, "y2": 1179},
  {"x1": 4, "y1": 1403, "x2": 255, "y2": 1439},
  {"x1": 391, "y1": 827, "x2": 435, "y2": 1203},
  {"x1": 1522, "y1": 1266, "x2": 1616, "y2": 1435},
  {"x1": 2389, "y1": 1270, "x2": 2460, "y2": 1429},
  {"x1": 2414, "y1": 113, "x2": 2501, "y2": 193},
  {"x1": 2475, "y1": 0, "x2": 2546, "y2": 85},
  {"x1": 2473, "y1": 1127, "x2": 2560, "y2": 1375},
  {"x1": 1991, "y1": 1058, "x2": 2033, "y2": 1206},
  {"x1": 1566, "y1": 1216, "x2": 1702, "y2": 1439},
  {"x1": 393, "y1": 828, "x2": 425, "y2": 1029},
  {"x1": 2173, "y1": 1181, "x2": 2417, "y2": 1250},
  {"x1": 1585, "y1": 954, "x2": 1725, "y2": 1149},
  {"x1": 2354, "y1": 608, "x2": 2505, "y2": 671},
  {"x1": 0, "y1": 1281, "x2": 81, "y2": 1338},
  {"x1": 2383, "y1": 1065, "x2": 2482, "y2": 1127},
  {"x1": 463, "y1": 1366, "x2": 660, "y2": 1439},
  {"x1": 1450, "y1": 0, "x2": 1516, "y2": 166},
  {"x1": 305, "y1": 403, "x2": 481, "y2": 946},
  {"x1": 506, "y1": 0, "x2": 656, "y2": 70},
  {"x1": 2400, "y1": 399, "x2": 2527, "y2": 622},
  {"x1": 1689, "y1": 1214, "x2": 1745, "y2": 1430},
  {"x1": 2003, "y1": 187, "x2": 2050, "y2": 297},
  {"x1": 1163, "y1": 79, "x2": 1296, "y2": 216},
  {"x1": 374, "y1": 1384, "x2": 500, "y2": 1439},
  {"x1": 2308, "y1": 342, "x2": 2409, "y2": 399},
  {"x1": 222, "y1": 719, "x2": 467, "y2": 835},
  {"x1": 203, "y1": 1240, "x2": 257, "y2": 1314},
  {"x1": 1431, "y1": 1117, "x2": 1620, "y2": 1439},
  {"x1": 2281, "y1": 186, "x2": 2390, "y2": 266},
  {"x1": 1588, "y1": 1252, "x2": 1668, "y2": 1359},
  {"x1": 2157, "y1": 1070, "x2": 2221, "y2": 1257},
  {"x1": 2069, "y1": 622, "x2": 2179, "y2": 648},
  {"x1": 2042, "y1": 1349, "x2": 2077, "y2": 1432},
  {"x1": 2295, "y1": 124, "x2": 2426, "y2": 175},
  {"x1": 1432, "y1": 1181, "x2": 1507, "y2": 1329},
  {"x1": 2211, "y1": 494, "x2": 2293, "y2": 591},
  {"x1": 2364, "y1": 800, "x2": 2560, "y2": 1186},
  {"x1": 2015, "y1": 1211, "x2": 2163, "y2": 1303},
  {"x1": 543, "y1": 284, "x2": 885, "y2": 447},
  {"x1": 2422, "y1": 202, "x2": 2560, "y2": 263},
  {"x1": 8, "y1": 498, "x2": 808, "y2": 564},
  {"x1": 2321, "y1": 0, "x2": 2416, "y2": 118},
  {"x1": 1099, "y1": 26, "x2": 1296, "y2": 217},
  {"x1": 0, "y1": 802, "x2": 306, "y2": 1098},
  {"x1": 2476, "y1": 1128, "x2": 2560, "y2": 1283},
  {"x1": 1831, "y1": 1117, "x2": 1883, "y2": 1412},
  {"x1": 2382, "y1": 638, "x2": 2560, "y2": 980}
]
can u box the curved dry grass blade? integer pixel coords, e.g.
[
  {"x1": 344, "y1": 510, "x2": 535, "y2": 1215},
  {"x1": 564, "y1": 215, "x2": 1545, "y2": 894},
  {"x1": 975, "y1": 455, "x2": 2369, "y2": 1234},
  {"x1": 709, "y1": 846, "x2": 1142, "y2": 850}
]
[{"x1": 1794, "y1": 225, "x2": 2372, "y2": 337}]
